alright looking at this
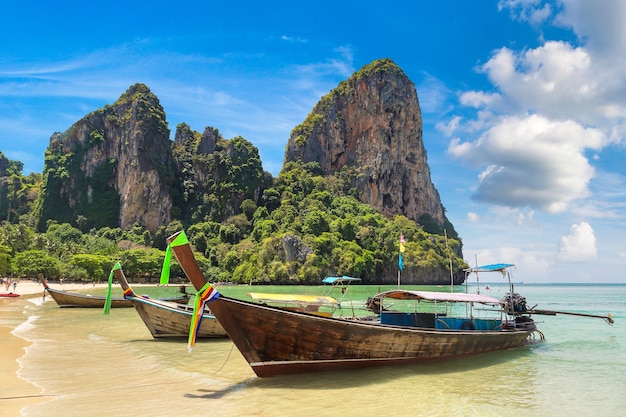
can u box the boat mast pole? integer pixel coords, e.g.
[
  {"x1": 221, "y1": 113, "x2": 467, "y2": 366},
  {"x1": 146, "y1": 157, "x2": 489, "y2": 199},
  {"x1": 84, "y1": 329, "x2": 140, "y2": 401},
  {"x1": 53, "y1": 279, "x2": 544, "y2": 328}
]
[
  {"x1": 506, "y1": 267, "x2": 514, "y2": 316},
  {"x1": 474, "y1": 255, "x2": 479, "y2": 295},
  {"x1": 445, "y1": 229, "x2": 454, "y2": 293}
]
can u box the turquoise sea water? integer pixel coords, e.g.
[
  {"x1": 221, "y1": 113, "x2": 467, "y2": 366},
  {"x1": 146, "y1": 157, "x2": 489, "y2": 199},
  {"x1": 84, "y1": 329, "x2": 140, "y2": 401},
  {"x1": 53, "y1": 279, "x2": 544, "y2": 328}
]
[{"x1": 3, "y1": 283, "x2": 625, "y2": 417}]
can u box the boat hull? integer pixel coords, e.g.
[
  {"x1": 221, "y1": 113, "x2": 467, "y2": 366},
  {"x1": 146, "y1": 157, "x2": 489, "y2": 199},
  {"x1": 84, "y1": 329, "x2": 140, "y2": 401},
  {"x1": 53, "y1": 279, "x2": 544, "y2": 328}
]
[
  {"x1": 209, "y1": 296, "x2": 534, "y2": 377},
  {"x1": 129, "y1": 296, "x2": 227, "y2": 339},
  {"x1": 45, "y1": 287, "x2": 188, "y2": 308}
]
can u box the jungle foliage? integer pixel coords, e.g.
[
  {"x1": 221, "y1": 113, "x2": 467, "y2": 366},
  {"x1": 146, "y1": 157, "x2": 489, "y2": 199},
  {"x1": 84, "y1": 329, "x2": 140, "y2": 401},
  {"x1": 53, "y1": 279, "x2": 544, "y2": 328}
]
[{"x1": 0, "y1": 151, "x2": 464, "y2": 284}]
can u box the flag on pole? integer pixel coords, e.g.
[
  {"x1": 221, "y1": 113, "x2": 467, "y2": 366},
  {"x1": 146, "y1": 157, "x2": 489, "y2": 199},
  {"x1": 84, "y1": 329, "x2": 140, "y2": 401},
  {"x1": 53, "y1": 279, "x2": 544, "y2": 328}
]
[{"x1": 398, "y1": 234, "x2": 406, "y2": 271}]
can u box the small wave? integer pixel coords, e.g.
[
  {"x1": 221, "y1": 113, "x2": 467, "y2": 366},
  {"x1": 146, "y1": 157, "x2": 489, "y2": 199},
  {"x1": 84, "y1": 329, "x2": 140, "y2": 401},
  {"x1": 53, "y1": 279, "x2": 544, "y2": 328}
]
[
  {"x1": 28, "y1": 295, "x2": 48, "y2": 306},
  {"x1": 11, "y1": 314, "x2": 39, "y2": 337}
]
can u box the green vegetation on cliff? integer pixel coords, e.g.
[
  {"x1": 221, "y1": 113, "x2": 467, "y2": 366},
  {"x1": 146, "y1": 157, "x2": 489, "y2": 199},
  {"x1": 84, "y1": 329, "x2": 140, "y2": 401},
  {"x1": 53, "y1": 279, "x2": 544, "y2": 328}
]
[
  {"x1": 0, "y1": 152, "x2": 40, "y2": 225},
  {"x1": 0, "y1": 159, "x2": 465, "y2": 284}
]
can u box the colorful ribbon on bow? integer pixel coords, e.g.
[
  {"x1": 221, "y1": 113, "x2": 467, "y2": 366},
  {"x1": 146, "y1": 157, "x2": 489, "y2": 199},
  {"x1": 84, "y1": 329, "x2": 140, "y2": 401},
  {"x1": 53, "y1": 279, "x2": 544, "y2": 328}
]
[
  {"x1": 103, "y1": 262, "x2": 122, "y2": 315},
  {"x1": 188, "y1": 282, "x2": 220, "y2": 352}
]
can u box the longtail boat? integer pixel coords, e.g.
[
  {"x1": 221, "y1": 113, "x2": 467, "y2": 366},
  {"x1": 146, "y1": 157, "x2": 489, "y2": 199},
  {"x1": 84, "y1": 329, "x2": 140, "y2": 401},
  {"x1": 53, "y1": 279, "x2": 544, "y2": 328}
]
[
  {"x1": 110, "y1": 265, "x2": 227, "y2": 339},
  {"x1": 167, "y1": 231, "x2": 549, "y2": 378},
  {"x1": 38, "y1": 274, "x2": 189, "y2": 308}
]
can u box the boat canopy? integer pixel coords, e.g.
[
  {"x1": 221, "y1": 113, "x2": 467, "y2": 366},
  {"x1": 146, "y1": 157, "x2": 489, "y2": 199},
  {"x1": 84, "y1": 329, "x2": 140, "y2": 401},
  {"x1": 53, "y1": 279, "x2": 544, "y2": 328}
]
[
  {"x1": 322, "y1": 276, "x2": 362, "y2": 284},
  {"x1": 247, "y1": 293, "x2": 339, "y2": 307},
  {"x1": 464, "y1": 263, "x2": 515, "y2": 273},
  {"x1": 375, "y1": 290, "x2": 502, "y2": 305}
]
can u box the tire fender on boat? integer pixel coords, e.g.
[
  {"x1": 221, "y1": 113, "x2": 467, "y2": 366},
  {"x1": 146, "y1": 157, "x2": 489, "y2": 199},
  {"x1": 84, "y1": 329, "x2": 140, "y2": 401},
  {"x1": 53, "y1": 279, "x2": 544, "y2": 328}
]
[{"x1": 461, "y1": 320, "x2": 475, "y2": 330}]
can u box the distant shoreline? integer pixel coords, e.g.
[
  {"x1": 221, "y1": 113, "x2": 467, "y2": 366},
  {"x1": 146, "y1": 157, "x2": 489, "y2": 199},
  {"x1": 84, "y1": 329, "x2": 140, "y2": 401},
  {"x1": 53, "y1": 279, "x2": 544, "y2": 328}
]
[{"x1": 3, "y1": 280, "x2": 156, "y2": 296}]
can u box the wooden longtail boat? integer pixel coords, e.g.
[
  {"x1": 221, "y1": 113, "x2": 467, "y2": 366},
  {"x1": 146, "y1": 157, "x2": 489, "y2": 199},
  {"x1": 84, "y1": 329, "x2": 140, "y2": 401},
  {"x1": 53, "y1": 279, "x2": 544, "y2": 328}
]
[
  {"x1": 167, "y1": 231, "x2": 540, "y2": 378},
  {"x1": 38, "y1": 274, "x2": 189, "y2": 308},
  {"x1": 111, "y1": 266, "x2": 227, "y2": 339}
]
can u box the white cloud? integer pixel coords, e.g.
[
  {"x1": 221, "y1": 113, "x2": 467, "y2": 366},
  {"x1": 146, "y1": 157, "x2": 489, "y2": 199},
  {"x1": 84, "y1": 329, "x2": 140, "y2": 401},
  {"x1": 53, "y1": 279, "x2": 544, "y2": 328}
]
[
  {"x1": 464, "y1": 245, "x2": 551, "y2": 279},
  {"x1": 448, "y1": 114, "x2": 603, "y2": 212},
  {"x1": 557, "y1": 221, "x2": 597, "y2": 262},
  {"x1": 555, "y1": 0, "x2": 626, "y2": 58},
  {"x1": 436, "y1": 116, "x2": 461, "y2": 137},
  {"x1": 467, "y1": 212, "x2": 480, "y2": 222},
  {"x1": 459, "y1": 91, "x2": 500, "y2": 109},
  {"x1": 516, "y1": 210, "x2": 534, "y2": 225},
  {"x1": 498, "y1": 0, "x2": 552, "y2": 25},
  {"x1": 479, "y1": 41, "x2": 626, "y2": 127}
]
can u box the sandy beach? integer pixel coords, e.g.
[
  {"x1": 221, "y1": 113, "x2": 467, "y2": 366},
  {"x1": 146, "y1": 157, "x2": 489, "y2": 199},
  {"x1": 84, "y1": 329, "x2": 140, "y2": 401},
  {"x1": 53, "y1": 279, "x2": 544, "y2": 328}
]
[
  {"x1": 0, "y1": 281, "x2": 123, "y2": 416},
  {"x1": 4, "y1": 280, "x2": 113, "y2": 296}
]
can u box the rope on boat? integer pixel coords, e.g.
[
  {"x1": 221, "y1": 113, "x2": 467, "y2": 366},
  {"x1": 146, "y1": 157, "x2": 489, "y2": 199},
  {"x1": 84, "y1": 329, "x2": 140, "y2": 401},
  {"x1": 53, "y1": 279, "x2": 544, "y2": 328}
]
[
  {"x1": 210, "y1": 342, "x2": 236, "y2": 376},
  {"x1": 531, "y1": 329, "x2": 545, "y2": 341}
]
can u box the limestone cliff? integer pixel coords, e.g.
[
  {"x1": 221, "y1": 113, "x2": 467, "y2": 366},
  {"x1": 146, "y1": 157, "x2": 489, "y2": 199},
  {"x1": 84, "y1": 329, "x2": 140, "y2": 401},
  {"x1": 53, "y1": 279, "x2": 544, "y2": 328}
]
[
  {"x1": 284, "y1": 59, "x2": 445, "y2": 227},
  {"x1": 172, "y1": 123, "x2": 272, "y2": 223},
  {"x1": 36, "y1": 84, "x2": 174, "y2": 232}
]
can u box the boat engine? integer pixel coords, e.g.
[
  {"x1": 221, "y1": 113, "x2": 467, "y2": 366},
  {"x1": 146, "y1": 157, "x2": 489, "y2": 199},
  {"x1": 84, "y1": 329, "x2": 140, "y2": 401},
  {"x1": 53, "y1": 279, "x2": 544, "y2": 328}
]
[{"x1": 502, "y1": 292, "x2": 528, "y2": 315}]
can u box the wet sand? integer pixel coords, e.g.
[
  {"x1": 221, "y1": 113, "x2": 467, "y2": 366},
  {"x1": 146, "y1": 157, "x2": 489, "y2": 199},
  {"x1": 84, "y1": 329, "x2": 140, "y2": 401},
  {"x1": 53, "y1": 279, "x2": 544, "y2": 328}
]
[
  {"x1": 0, "y1": 281, "x2": 131, "y2": 416},
  {"x1": 0, "y1": 304, "x2": 42, "y2": 417}
]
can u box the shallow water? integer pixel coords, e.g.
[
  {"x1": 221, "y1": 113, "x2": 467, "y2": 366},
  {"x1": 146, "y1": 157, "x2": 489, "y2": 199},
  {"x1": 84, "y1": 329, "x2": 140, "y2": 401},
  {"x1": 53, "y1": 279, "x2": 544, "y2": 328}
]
[{"x1": 5, "y1": 284, "x2": 626, "y2": 417}]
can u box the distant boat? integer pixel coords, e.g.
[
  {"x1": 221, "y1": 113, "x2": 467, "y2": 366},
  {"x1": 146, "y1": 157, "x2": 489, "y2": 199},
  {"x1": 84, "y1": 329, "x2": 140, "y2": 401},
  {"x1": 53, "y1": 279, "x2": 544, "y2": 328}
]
[
  {"x1": 0, "y1": 292, "x2": 20, "y2": 298},
  {"x1": 111, "y1": 265, "x2": 226, "y2": 339},
  {"x1": 246, "y1": 292, "x2": 340, "y2": 317},
  {"x1": 246, "y1": 275, "x2": 363, "y2": 318},
  {"x1": 38, "y1": 274, "x2": 189, "y2": 308},
  {"x1": 169, "y1": 231, "x2": 540, "y2": 378}
]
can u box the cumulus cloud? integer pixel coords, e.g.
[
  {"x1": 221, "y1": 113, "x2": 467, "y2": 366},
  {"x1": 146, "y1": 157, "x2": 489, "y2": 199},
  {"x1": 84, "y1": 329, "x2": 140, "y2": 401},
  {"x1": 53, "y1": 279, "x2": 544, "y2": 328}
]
[
  {"x1": 479, "y1": 42, "x2": 626, "y2": 127},
  {"x1": 459, "y1": 91, "x2": 500, "y2": 109},
  {"x1": 448, "y1": 0, "x2": 626, "y2": 213},
  {"x1": 482, "y1": 2, "x2": 626, "y2": 137},
  {"x1": 557, "y1": 222, "x2": 597, "y2": 262},
  {"x1": 555, "y1": 0, "x2": 626, "y2": 58},
  {"x1": 448, "y1": 114, "x2": 603, "y2": 212}
]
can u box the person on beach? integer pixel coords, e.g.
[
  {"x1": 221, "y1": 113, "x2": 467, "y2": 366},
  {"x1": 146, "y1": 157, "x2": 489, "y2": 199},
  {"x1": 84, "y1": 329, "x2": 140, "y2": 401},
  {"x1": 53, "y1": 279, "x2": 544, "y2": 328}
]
[{"x1": 12, "y1": 280, "x2": 17, "y2": 292}]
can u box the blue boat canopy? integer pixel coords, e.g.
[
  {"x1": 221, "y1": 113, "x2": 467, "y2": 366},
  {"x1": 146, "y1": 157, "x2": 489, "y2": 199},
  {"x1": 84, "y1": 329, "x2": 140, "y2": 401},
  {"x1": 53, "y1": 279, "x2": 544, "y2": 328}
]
[
  {"x1": 322, "y1": 276, "x2": 362, "y2": 284},
  {"x1": 465, "y1": 263, "x2": 515, "y2": 273}
]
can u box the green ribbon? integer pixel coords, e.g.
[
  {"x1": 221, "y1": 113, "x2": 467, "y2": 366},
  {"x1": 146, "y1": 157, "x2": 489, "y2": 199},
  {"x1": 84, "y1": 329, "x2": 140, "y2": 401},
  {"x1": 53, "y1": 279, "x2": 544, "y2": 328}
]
[
  {"x1": 102, "y1": 263, "x2": 121, "y2": 315},
  {"x1": 159, "y1": 232, "x2": 190, "y2": 286},
  {"x1": 159, "y1": 245, "x2": 172, "y2": 286}
]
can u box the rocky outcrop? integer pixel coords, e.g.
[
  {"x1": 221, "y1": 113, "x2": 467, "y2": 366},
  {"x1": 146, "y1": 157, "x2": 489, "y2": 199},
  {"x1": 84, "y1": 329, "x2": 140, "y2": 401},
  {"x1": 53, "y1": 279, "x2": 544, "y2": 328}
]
[
  {"x1": 36, "y1": 84, "x2": 272, "y2": 233},
  {"x1": 37, "y1": 84, "x2": 174, "y2": 232},
  {"x1": 282, "y1": 234, "x2": 313, "y2": 263},
  {"x1": 284, "y1": 58, "x2": 444, "y2": 226},
  {"x1": 172, "y1": 124, "x2": 272, "y2": 223}
]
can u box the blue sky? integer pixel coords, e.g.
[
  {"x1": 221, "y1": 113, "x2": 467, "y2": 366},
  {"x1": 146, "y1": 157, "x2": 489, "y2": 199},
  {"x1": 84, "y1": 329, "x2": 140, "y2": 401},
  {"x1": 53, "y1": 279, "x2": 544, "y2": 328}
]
[{"x1": 2, "y1": 0, "x2": 625, "y2": 283}]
